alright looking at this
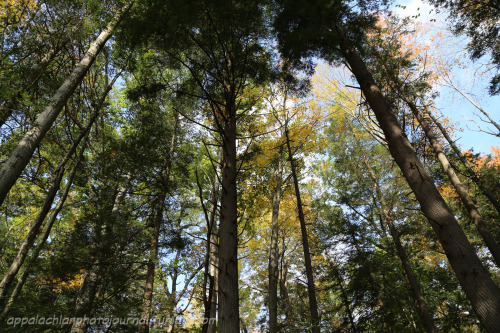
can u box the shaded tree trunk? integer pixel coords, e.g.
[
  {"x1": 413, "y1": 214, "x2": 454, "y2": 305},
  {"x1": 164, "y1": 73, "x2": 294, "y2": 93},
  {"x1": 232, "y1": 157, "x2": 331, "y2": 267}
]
[
  {"x1": 425, "y1": 108, "x2": 500, "y2": 216},
  {"x1": 217, "y1": 90, "x2": 240, "y2": 333},
  {"x1": 269, "y1": 146, "x2": 284, "y2": 333},
  {"x1": 362, "y1": 154, "x2": 437, "y2": 333},
  {"x1": 406, "y1": 98, "x2": 500, "y2": 267},
  {"x1": 0, "y1": 1, "x2": 133, "y2": 206},
  {"x1": 0, "y1": 149, "x2": 82, "y2": 320},
  {"x1": 284, "y1": 128, "x2": 320, "y2": 333},
  {"x1": 335, "y1": 24, "x2": 500, "y2": 331},
  {"x1": 139, "y1": 113, "x2": 178, "y2": 333},
  {"x1": 200, "y1": 148, "x2": 222, "y2": 333}
]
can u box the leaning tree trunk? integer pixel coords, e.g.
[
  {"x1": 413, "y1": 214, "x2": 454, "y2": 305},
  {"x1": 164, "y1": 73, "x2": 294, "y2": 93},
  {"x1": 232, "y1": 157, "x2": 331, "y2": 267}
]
[
  {"x1": 335, "y1": 24, "x2": 500, "y2": 332},
  {"x1": 139, "y1": 114, "x2": 178, "y2": 333},
  {"x1": 0, "y1": 149, "x2": 82, "y2": 320},
  {"x1": 362, "y1": 153, "x2": 437, "y2": 333},
  {"x1": 425, "y1": 108, "x2": 500, "y2": 216},
  {"x1": 0, "y1": 1, "x2": 133, "y2": 206},
  {"x1": 284, "y1": 128, "x2": 320, "y2": 333},
  {"x1": 268, "y1": 145, "x2": 284, "y2": 333},
  {"x1": 405, "y1": 98, "x2": 500, "y2": 267},
  {"x1": 0, "y1": 95, "x2": 107, "y2": 300}
]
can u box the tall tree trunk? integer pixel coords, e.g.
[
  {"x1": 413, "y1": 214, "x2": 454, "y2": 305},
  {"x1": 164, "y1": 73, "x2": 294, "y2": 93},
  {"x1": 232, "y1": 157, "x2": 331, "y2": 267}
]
[
  {"x1": 284, "y1": 128, "x2": 320, "y2": 333},
  {"x1": 268, "y1": 146, "x2": 283, "y2": 333},
  {"x1": 0, "y1": 88, "x2": 109, "y2": 300},
  {"x1": 0, "y1": 1, "x2": 133, "y2": 206},
  {"x1": 335, "y1": 24, "x2": 500, "y2": 331},
  {"x1": 139, "y1": 114, "x2": 178, "y2": 333},
  {"x1": 362, "y1": 154, "x2": 437, "y2": 333},
  {"x1": 425, "y1": 108, "x2": 500, "y2": 215},
  {"x1": 201, "y1": 149, "x2": 222, "y2": 333},
  {"x1": 332, "y1": 266, "x2": 357, "y2": 333},
  {"x1": 217, "y1": 93, "x2": 240, "y2": 333},
  {"x1": 279, "y1": 249, "x2": 294, "y2": 328},
  {"x1": 349, "y1": 231, "x2": 393, "y2": 333},
  {"x1": 406, "y1": 99, "x2": 500, "y2": 267},
  {"x1": 0, "y1": 148, "x2": 81, "y2": 320},
  {"x1": 70, "y1": 171, "x2": 132, "y2": 333}
]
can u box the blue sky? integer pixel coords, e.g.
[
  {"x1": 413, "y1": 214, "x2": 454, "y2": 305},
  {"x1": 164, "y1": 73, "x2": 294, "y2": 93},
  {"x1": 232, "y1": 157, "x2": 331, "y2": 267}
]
[{"x1": 394, "y1": 0, "x2": 500, "y2": 154}]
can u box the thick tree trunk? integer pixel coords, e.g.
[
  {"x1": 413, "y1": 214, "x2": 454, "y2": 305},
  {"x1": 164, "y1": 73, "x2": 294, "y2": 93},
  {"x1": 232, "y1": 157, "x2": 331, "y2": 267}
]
[
  {"x1": 362, "y1": 154, "x2": 437, "y2": 333},
  {"x1": 139, "y1": 114, "x2": 178, "y2": 333},
  {"x1": 285, "y1": 128, "x2": 320, "y2": 333},
  {"x1": 0, "y1": 1, "x2": 132, "y2": 206},
  {"x1": 217, "y1": 96, "x2": 240, "y2": 333},
  {"x1": 335, "y1": 25, "x2": 500, "y2": 331},
  {"x1": 268, "y1": 146, "x2": 284, "y2": 333},
  {"x1": 425, "y1": 108, "x2": 500, "y2": 215},
  {"x1": 406, "y1": 99, "x2": 500, "y2": 267}
]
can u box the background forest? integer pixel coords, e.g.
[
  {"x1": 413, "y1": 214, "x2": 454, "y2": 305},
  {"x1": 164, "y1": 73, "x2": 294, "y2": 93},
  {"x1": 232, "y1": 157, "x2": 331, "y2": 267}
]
[{"x1": 1, "y1": 0, "x2": 499, "y2": 332}]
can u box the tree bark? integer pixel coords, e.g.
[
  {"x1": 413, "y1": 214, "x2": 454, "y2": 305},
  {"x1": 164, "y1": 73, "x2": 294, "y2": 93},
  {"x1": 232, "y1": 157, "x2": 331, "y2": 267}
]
[
  {"x1": 268, "y1": 145, "x2": 284, "y2": 333},
  {"x1": 217, "y1": 92, "x2": 240, "y2": 333},
  {"x1": 425, "y1": 108, "x2": 500, "y2": 216},
  {"x1": 139, "y1": 113, "x2": 178, "y2": 333},
  {"x1": 335, "y1": 24, "x2": 500, "y2": 332},
  {"x1": 201, "y1": 149, "x2": 222, "y2": 333},
  {"x1": 0, "y1": 1, "x2": 133, "y2": 206},
  {"x1": 285, "y1": 128, "x2": 320, "y2": 333},
  {"x1": 0, "y1": 92, "x2": 107, "y2": 300},
  {"x1": 0, "y1": 149, "x2": 81, "y2": 320},
  {"x1": 362, "y1": 153, "x2": 437, "y2": 333},
  {"x1": 406, "y1": 99, "x2": 500, "y2": 267}
]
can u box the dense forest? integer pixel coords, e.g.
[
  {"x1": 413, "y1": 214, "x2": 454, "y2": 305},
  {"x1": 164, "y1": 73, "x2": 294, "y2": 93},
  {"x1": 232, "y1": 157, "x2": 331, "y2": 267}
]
[{"x1": 1, "y1": 0, "x2": 499, "y2": 332}]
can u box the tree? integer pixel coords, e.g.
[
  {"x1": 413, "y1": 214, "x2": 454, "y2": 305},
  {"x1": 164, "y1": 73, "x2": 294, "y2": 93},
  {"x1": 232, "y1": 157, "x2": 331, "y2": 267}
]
[{"x1": 274, "y1": 1, "x2": 500, "y2": 330}]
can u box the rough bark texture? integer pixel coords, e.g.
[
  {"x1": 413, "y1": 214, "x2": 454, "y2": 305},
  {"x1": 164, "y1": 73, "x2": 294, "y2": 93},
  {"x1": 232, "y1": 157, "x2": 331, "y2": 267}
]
[
  {"x1": 335, "y1": 25, "x2": 500, "y2": 332},
  {"x1": 139, "y1": 114, "x2": 178, "y2": 333},
  {"x1": 407, "y1": 99, "x2": 500, "y2": 267},
  {"x1": 268, "y1": 146, "x2": 283, "y2": 333},
  {"x1": 426, "y1": 108, "x2": 500, "y2": 215},
  {"x1": 285, "y1": 128, "x2": 320, "y2": 333},
  {"x1": 0, "y1": 1, "x2": 132, "y2": 206},
  {"x1": 217, "y1": 96, "x2": 240, "y2": 333}
]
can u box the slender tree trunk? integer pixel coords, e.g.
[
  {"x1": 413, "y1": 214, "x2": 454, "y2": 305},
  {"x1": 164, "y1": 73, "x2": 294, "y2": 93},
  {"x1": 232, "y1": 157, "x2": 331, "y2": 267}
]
[
  {"x1": 279, "y1": 250, "x2": 294, "y2": 328},
  {"x1": 406, "y1": 99, "x2": 500, "y2": 267},
  {"x1": 0, "y1": 91, "x2": 108, "y2": 300},
  {"x1": 332, "y1": 266, "x2": 357, "y2": 333},
  {"x1": 269, "y1": 146, "x2": 284, "y2": 333},
  {"x1": 425, "y1": 108, "x2": 500, "y2": 215},
  {"x1": 201, "y1": 149, "x2": 222, "y2": 333},
  {"x1": 217, "y1": 93, "x2": 240, "y2": 333},
  {"x1": 335, "y1": 25, "x2": 500, "y2": 331},
  {"x1": 0, "y1": 149, "x2": 82, "y2": 320},
  {"x1": 285, "y1": 128, "x2": 320, "y2": 333},
  {"x1": 362, "y1": 154, "x2": 437, "y2": 333},
  {"x1": 350, "y1": 232, "x2": 393, "y2": 332},
  {"x1": 444, "y1": 78, "x2": 500, "y2": 136},
  {"x1": 0, "y1": 1, "x2": 133, "y2": 206},
  {"x1": 139, "y1": 114, "x2": 178, "y2": 333}
]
